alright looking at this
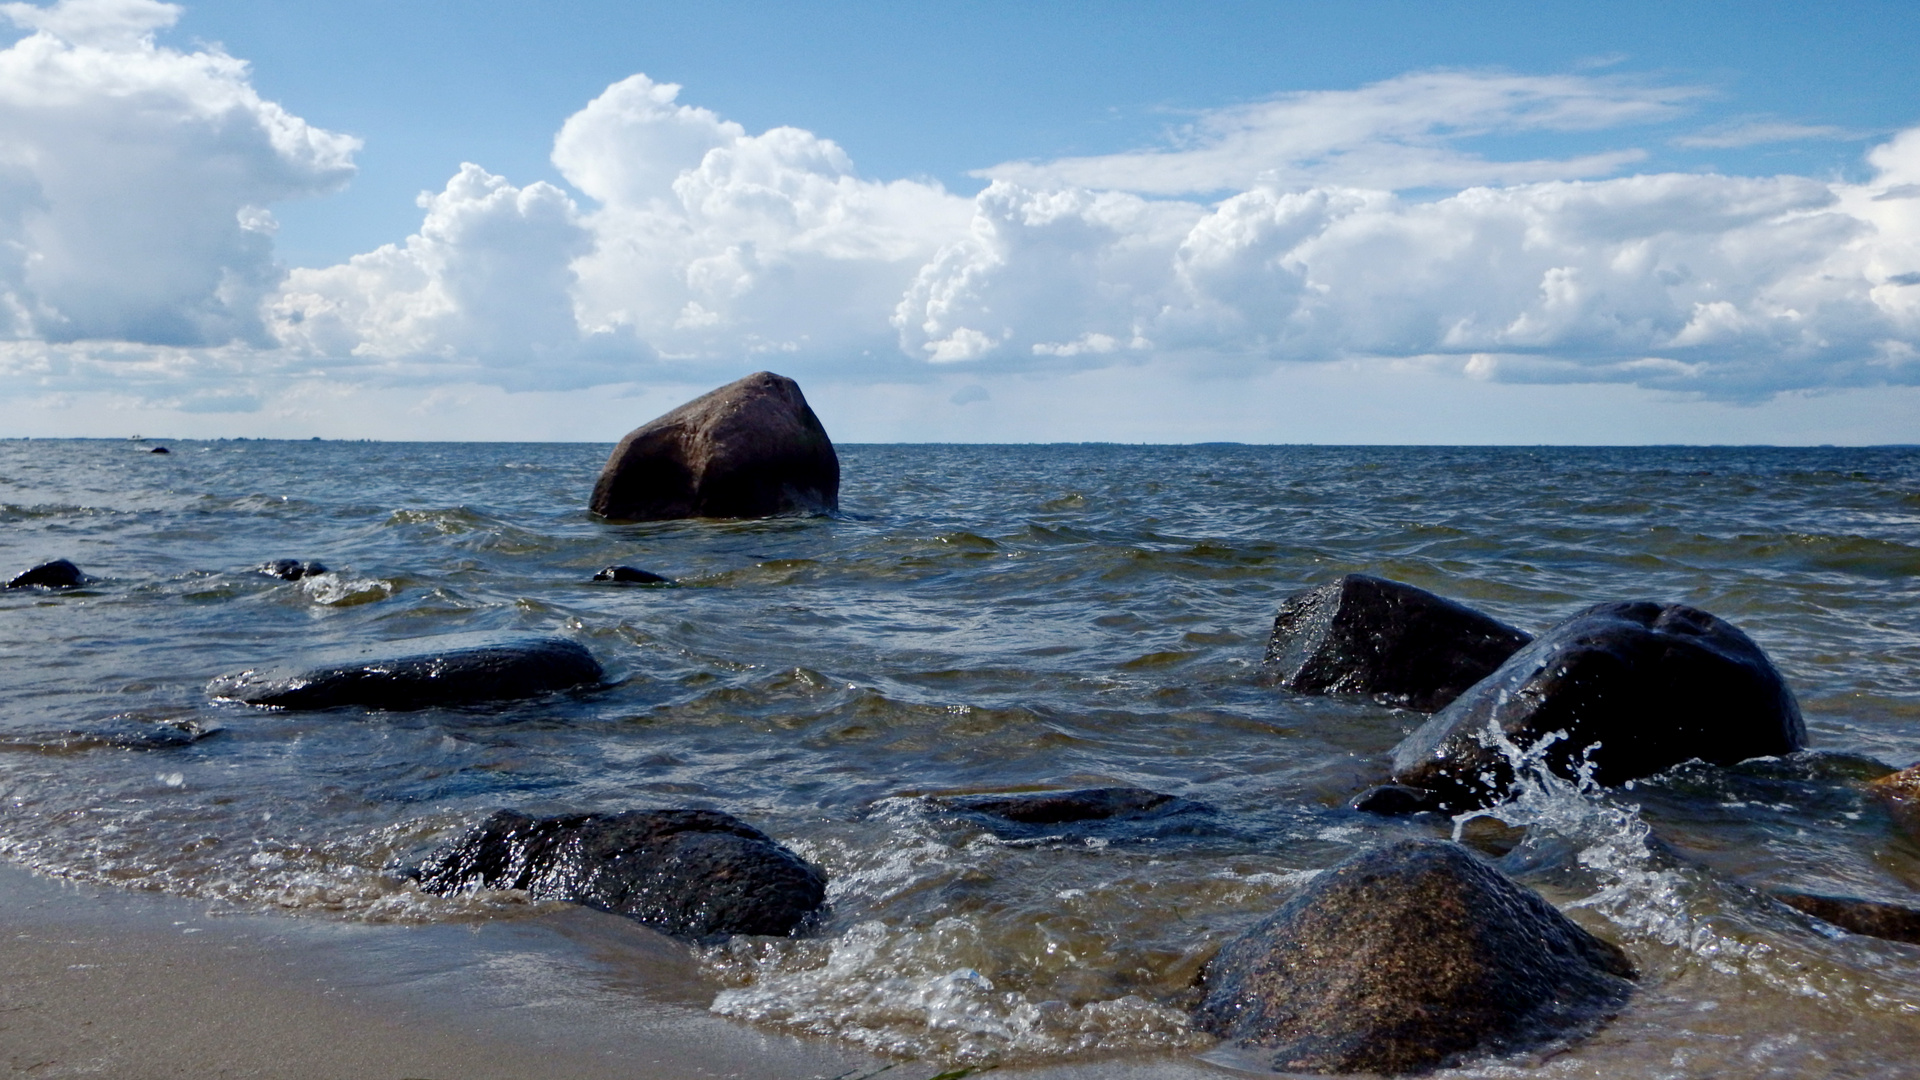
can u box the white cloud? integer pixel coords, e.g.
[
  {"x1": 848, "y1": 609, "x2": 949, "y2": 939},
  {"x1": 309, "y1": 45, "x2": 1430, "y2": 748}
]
[
  {"x1": 1, "y1": 30, "x2": 1917, "y2": 425},
  {"x1": 556, "y1": 75, "x2": 970, "y2": 362},
  {"x1": 977, "y1": 70, "x2": 1696, "y2": 195},
  {"x1": 0, "y1": 0, "x2": 356, "y2": 348},
  {"x1": 893, "y1": 151, "x2": 1920, "y2": 398},
  {"x1": 1671, "y1": 120, "x2": 1858, "y2": 150},
  {"x1": 271, "y1": 163, "x2": 598, "y2": 385}
]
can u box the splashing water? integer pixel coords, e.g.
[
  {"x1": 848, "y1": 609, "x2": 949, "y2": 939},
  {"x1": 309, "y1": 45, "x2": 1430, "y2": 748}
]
[{"x1": 1454, "y1": 721, "x2": 1920, "y2": 1019}]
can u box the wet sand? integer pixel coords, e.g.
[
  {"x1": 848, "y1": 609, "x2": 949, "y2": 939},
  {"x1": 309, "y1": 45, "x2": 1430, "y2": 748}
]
[{"x1": 0, "y1": 863, "x2": 1226, "y2": 1080}]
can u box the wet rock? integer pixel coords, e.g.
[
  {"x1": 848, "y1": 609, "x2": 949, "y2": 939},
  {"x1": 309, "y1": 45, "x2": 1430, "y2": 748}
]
[
  {"x1": 414, "y1": 808, "x2": 827, "y2": 939},
  {"x1": 1347, "y1": 784, "x2": 1444, "y2": 816},
  {"x1": 590, "y1": 371, "x2": 839, "y2": 521},
  {"x1": 1195, "y1": 839, "x2": 1634, "y2": 1075},
  {"x1": 593, "y1": 565, "x2": 670, "y2": 584},
  {"x1": 1391, "y1": 602, "x2": 1804, "y2": 810},
  {"x1": 72, "y1": 717, "x2": 221, "y2": 751},
  {"x1": 1775, "y1": 890, "x2": 1920, "y2": 946},
  {"x1": 1265, "y1": 574, "x2": 1532, "y2": 711},
  {"x1": 208, "y1": 633, "x2": 603, "y2": 710},
  {"x1": 1869, "y1": 763, "x2": 1920, "y2": 801},
  {"x1": 1, "y1": 717, "x2": 221, "y2": 754},
  {"x1": 928, "y1": 786, "x2": 1221, "y2": 843},
  {"x1": 7, "y1": 559, "x2": 87, "y2": 589},
  {"x1": 256, "y1": 559, "x2": 329, "y2": 581}
]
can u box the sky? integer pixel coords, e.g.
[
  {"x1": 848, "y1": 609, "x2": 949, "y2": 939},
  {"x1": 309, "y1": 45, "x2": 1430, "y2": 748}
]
[{"x1": 1, "y1": 0, "x2": 1918, "y2": 443}]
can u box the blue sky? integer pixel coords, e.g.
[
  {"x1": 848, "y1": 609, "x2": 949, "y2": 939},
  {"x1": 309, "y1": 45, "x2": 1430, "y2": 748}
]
[{"x1": 1, "y1": 0, "x2": 1918, "y2": 442}]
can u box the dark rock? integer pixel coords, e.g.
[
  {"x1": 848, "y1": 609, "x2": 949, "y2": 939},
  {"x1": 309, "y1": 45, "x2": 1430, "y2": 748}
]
[
  {"x1": 593, "y1": 565, "x2": 670, "y2": 584},
  {"x1": 928, "y1": 786, "x2": 1220, "y2": 844},
  {"x1": 149, "y1": 446, "x2": 170, "y2": 454},
  {"x1": 256, "y1": 559, "x2": 329, "y2": 581},
  {"x1": 1195, "y1": 839, "x2": 1634, "y2": 1075},
  {"x1": 1391, "y1": 602, "x2": 1804, "y2": 810},
  {"x1": 1265, "y1": 574, "x2": 1532, "y2": 711},
  {"x1": 7, "y1": 559, "x2": 87, "y2": 589},
  {"x1": 1347, "y1": 784, "x2": 1444, "y2": 816},
  {"x1": 589, "y1": 371, "x2": 839, "y2": 521},
  {"x1": 414, "y1": 808, "x2": 827, "y2": 939},
  {"x1": 3, "y1": 717, "x2": 221, "y2": 754},
  {"x1": 1775, "y1": 890, "x2": 1920, "y2": 946},
  {"x1": 208, "y1": 633, "x2": 603, "y2": 710}
]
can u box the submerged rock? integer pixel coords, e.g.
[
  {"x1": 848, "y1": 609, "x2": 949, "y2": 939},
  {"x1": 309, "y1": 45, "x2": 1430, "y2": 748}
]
[
  {"x1": 414, "y1": 808, "x2": 827, "y2": 939},
  {"x1": 1195, "y1": 839, "x2": 1634, "y2": 1075},
  {"x1": 1391, "y1": 601, "x2": 1804, "y2": 810},
  {"x1": 1265, "y1": 574, "x2": 1532, "y2": 711},
  {"x1": 930, "y1": 785, "x2": 1218, "y2": 839},
  {"x1": 937, "y1": 786, "x2": 1204, "y2": 824},
  {"x1": 7, "y1": 559, "x2": 87, "y2": 589},
  {"x1": 1775, "y1": 890, "x2": 1920, "y2": 946},
  {"x1": 256, "y1": 559, "x2": 329, "y2": 581},
  {"x1": 1346, "y1": 784, "x2": 1445, "y2": 816},
  {"x1": 589, "y1": 371, "x2": 839, "y2": 521},
  {"x1": 208, "y1": 633, "x2": 603, "y2": 710},
  {"x1": 593, "y1": 565, "x2": 670, "y2": 584}
]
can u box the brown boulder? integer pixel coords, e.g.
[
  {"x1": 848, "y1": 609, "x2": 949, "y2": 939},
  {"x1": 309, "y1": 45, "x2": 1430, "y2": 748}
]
[
  {"x1": 1195, "y1": 839, "x2": 1634, "y2": 1075},
  {"x1": 1775, "y1": 890, "x2": 1920, "y2": 946},
  {"x1": 589, "y1": 371, "x2": 839, "y2": 521}
]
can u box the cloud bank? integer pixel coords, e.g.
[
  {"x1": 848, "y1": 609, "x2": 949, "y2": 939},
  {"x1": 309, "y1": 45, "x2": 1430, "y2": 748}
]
[{"x1": 2, "y1": 0, "x2": 1918, "y2": 420}]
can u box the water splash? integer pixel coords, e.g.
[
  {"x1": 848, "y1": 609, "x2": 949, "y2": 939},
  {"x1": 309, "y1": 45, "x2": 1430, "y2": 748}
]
[{"x1": 1453, "y1": 720, "x2": 1920, "y2": 1016}]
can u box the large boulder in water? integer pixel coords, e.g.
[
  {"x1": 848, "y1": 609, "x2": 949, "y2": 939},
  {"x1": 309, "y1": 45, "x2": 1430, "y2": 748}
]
[
  {"x1": 207, "y1": 633, "x2": 602, "y2": 710},
  {"x1": 414, "y1": 808, "x2": 827, "y2": 940},
  {"x1": 589, "y1": 371, "x2": 839, "y2": 521},
  {"x1": 1265, "y1": 574, "x2": 1532, "y2": 712},
  {"x1": 7, "y1": 559, "x2": 87, "y2": 589},
  {"x1": 1390, "y1": 601, "x2": 1804, "y2": 810},
  {"x1": 1195, "y1": 839, "x2": 1634, "y2": 1075}
]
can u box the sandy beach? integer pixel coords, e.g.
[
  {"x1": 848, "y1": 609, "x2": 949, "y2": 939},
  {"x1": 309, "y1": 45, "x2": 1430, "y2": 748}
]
[{"x1": 0, "y1": 863, "x2": 1227, "y2": 1080}]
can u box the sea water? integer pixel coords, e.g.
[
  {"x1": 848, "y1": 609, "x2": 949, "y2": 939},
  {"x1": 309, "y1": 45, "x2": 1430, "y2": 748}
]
[{"x1": 1, "y1": 440, "x2": 1918, "y2": 1077}]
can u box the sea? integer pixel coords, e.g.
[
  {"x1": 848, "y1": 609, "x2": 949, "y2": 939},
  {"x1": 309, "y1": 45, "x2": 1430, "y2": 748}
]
[{"x1": 2, "y1": 439, "x2": 1918, "y2": 1078}]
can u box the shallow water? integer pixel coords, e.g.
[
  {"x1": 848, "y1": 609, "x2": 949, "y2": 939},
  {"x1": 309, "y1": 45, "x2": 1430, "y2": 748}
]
[{"x1": 2, "y1": 439, "x2": 1919, "y2": 1076}]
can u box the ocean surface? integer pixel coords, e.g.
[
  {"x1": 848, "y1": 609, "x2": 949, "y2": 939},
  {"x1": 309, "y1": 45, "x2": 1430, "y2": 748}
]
[{"x1": 2, "y1": 439, "x2": 1919, "y2": 1077}]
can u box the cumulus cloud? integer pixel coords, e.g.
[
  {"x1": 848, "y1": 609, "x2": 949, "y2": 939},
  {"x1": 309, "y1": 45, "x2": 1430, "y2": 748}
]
[
  {"x1": 1, "y1": 18, "x2": 1916, "y2": 414},
  {"x1": 271, "y1": 163, "x2": 599, "y2": 386},
  {"x1": 978, "y1": 70, "x2": 1697, "y2": 195},
  {"x1": 0, "y1": 0, "x2": 356, "y2": 348},
  {"x1": 896, "y1": 165, "x2": 1920, "y2": 397},
  {"x1": 271, "y1": 74, "x2": 970, "y2": 379}
]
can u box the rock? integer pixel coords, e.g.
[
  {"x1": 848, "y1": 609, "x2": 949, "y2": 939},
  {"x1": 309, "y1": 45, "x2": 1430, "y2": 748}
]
[
  {"x1": 7, "y1": 559, "x2": 87, "y2": 589},
  {"x1": 1195, "y1": 839, "x2": 1634, "y2": 1075},
  {"x1": 1869, "y1": 763, "x2": 1920, "y2": 801},
  {"x1": 208, "y1": 633, "x2": 603, "y2": 710},
  {"x1": 256, "y1": 559, "x2": 329, "y2": 581},
  {"x1": 928, "y1": 786, "x2": 1221, "y2": 844},
  {"x1": 593, "y1": 565, "x2": 670, "y2": 584},
  {"x1": 1391, "y1": 602, "x2": 1804, "y2": 810},
  {"x1": 589, "y1": 371, "x2": 839, "y2": 521},
  {"x1": 149, "y1": 446, "x2": 170, "y2": 454},
  {"x1": 1775, "y1": 890, "x2": 1920, "y2": 946},
  {"x1": 1347, "y1": 784, "x2": 1444, "y2": 816},
  {"x1": 1265, "y1": 574, "x2": 1532, "y2": 711},
  {"x1": 414, "y1": 808, "x2": 827, "y2": 939}
]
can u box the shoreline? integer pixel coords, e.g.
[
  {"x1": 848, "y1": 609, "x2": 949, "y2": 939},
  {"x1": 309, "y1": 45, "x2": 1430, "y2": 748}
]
[{"x1": 0, "y1": 862, "x2": 1227, "y2": 1080}]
